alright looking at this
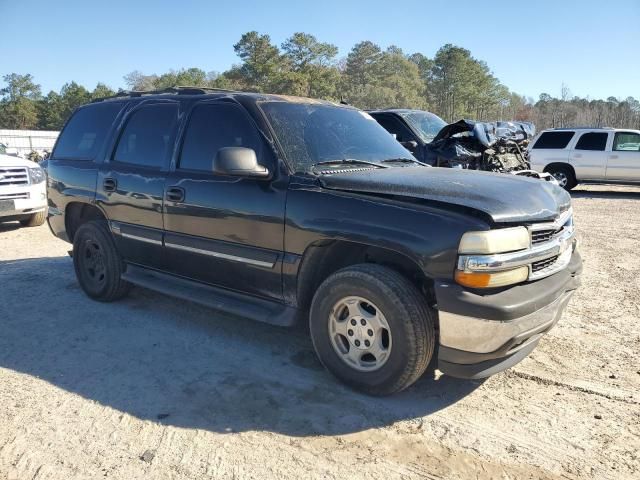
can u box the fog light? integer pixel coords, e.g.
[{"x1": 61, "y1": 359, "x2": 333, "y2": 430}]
[{"x1": 455, "y1": 266, "x2": 529, "y2": 288}]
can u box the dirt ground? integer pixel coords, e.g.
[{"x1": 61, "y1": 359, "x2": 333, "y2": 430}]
[{"x1": 0, "y1": 184, "x2": 638, "y2": 480}]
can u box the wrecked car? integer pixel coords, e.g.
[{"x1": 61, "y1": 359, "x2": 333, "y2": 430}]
[
  {"x1": 47, "y1": 89, "x2": 580, "y2": 395},
  {"x1": 370, "y1": 109, "x2": 555, "y2": 182}
]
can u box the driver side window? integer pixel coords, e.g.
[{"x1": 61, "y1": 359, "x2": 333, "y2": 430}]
[
  {"x1": 374, "y1": 115, "x2": 416, "y2": 144},
  {"x1": 179, "y1": 103, "x2": 262, "y2": 172}
]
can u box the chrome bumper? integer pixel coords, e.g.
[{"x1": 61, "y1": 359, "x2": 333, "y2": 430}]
[
  {"x1": 436, "y1": 248, "x2": 581, "y2": 379},
  {"x1": 439, "y1": 289, "x2": 574, "y2": 355}
]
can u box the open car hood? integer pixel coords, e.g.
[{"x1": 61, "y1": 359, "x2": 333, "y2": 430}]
[{"x1": 318, "y1": 166, "x2": 571, "y2": 224}]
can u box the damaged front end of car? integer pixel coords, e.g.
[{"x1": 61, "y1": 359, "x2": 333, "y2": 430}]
[{"x1": 425, "y1": 119, "x2": 556, "y2": 183}]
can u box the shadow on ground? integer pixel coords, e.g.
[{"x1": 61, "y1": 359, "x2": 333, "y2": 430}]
[
  {"x1": 0, "y1": 221, "x2": 22, "y2": 233},
  {"x1": 571, "y1": 186, "x2": 640, "y2": 200},
  {"x1": 0, "y1": 256, "x2": 482, "y2": 437}
]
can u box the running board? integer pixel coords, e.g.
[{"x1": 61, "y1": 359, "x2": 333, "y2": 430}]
[{"x1": 121, "y1": 265, "x2": 297, "y2": 327}]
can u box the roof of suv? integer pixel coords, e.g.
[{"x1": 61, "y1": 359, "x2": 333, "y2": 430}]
[
  {"x1": 92, "y1": 87, "x2": 341, "y2": 107},
  {"x1": 545, "y1": 127, "x2": 640, "y2": 133}
]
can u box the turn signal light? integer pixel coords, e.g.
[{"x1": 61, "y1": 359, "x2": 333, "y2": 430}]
[{"x1": 455, "y1": 266, "x2": 529, "y2": 288}]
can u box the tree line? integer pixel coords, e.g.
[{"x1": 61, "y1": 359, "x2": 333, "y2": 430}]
[{"x1": 1, "y1": 31, "x2": 639, "y2": 132}]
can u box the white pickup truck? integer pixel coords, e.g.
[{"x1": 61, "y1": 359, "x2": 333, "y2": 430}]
[
  {"x1": 529, "y1": 127, "x2": 640, "y2": 190},
  {"x1": 0, "y1": 154, "x2": 47, "y2": 227}
]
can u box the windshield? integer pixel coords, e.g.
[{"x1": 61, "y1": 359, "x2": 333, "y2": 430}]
[
  {"x1": 260, "y1": 102, "x2": 415, "y2": 174},
  {"x1": 399, "y1": 111, "x2": 447, "y2": 143}
]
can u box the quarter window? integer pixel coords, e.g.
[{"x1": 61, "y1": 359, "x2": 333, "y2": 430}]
[
  {"x1": 53, "y1": 102, "x2": 124, "y2": 160},
  {"x1": 179, "y1": 103, "x2": 262, "y2": 172},
  {"x1": 575, "y1": 132, "x2": 608, "y2": 151},
  {"x1": 532, "y1": 131, "x2": 575, "y2": 149},
  {"x1": 613, "y1": 132, "x2": 640, "y2": 152},
  {"x1": 113, "y1": 103, "x2": 179, "y2": 168}
]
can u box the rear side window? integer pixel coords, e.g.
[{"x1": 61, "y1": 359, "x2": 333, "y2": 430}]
[
  {"x1": 575, "y1": 132, "x2": 608, "y2": 151},
  {"x1": 532, "y1": 131, "x2": 575, "y2": 149},
  {"x1": 179, "y1": 103, "x2": 262, "y2": 172},
  {"x1": 613, "y1": 132, "x2": 640, "y2": 151},
  {"x1": 113, "y1": 103, "x2": 179, "y2": 169},
  {"x1": 53, "y1": 102, "x2": 124, "y2": 160}
]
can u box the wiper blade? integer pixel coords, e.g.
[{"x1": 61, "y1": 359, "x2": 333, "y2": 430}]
[
  {"x1": 380, "y1": 157, "x2": 425, "y2": 165},
  {"x1": 312, "y1": 159, "x2": 388, "y2": 169}
]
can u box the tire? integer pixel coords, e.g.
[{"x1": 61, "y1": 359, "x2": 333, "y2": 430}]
[
  {"x1": 72, "y1": 220, "x2": 131, "y2": 302},
  {"x1": 546, "y1": 165, "x2": 576, "y2": 191},
  {"x1": 309, "y1": 264, "x2": 435, "y2": 396},
  {"x1": 19, "y1": 210, "x2": 47, "y2": 227}
]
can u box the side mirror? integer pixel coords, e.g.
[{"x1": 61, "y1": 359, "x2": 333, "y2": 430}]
[
  {"x1": 401, "y1": 140, "x2": 418, "y2": 151},
  {"x1": 213, "y1": 147, "x2": 269, "y2": 178}
]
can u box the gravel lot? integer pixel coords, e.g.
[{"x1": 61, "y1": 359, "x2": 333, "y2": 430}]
[{"x1": 1, "y1": 184, "x2": 639, "y2": 480}]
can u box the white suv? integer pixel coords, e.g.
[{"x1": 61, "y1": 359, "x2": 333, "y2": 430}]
[
  {"x1": 528, "y1": 127, "x2": 640, "y2": 190},
  {"x1": 0, "y1": 154, "x2": 48, "y2": 227}
]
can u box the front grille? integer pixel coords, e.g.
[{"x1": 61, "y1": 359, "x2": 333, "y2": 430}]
[
  {"x1": 0, "y1": 167, "x2": 29, "y2": 186},
  {"x1": 0, "y1": 192, "x2": 29, "y2": 200},
  {"x1": 531, "y1": 228, "x2": 561, "y2": 244},
  {"x1": 531, "y1": 255, "x2": 559, "y2": 273}
]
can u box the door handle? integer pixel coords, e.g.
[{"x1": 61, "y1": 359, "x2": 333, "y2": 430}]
[
  {"x1": 103, "y1": 178, "x2": 117, "y2": 192},
  {"x1": 165, "y1": 186, "x2": 185, "y2": 203},
  {"x1": 573, "y1": 153, "x2": 582, "y2": 158},
  {"x1": 609, "y1": 155, "x2": 619, "y2": 160}
]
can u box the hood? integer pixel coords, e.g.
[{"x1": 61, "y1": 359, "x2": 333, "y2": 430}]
[
  {"x1": 318, "y1": 166, "x2": 571, "y2": 224},
  {"x1": 0, "y1": 154, "x2": 39, "y2": 169}
]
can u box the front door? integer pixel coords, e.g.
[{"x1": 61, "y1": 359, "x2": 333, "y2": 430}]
[
  {"x1": 606, "y1": 131, "x2": 640, "y2": 181},
  {"x1": 97, "y1": 100, "x2": 179, "y2": 269},
  {"x1": 162, "y1": 100, "x2": 287, "y2": 301}
]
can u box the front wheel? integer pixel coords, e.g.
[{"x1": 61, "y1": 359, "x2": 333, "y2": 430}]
[
  {"x1": 73, "y1": 220, "x2": 131, "y2": 302},
  {"x1": 309, "y1": 264, "x2": 435, "y2": 396},
  {"x1": 19, "y1": 210, "x2": 47, "y2": 227}
]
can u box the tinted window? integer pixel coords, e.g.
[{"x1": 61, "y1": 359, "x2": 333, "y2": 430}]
[
  {"x1": 575, "y1": 132, "x2": 608, "y2": 151},
  {"x1": 179, "y1": 103, "x2": 262, "y2": 171},
  {"x1": 113, "y1": 103, "x2": 178, "y2": 168},
  {"x1": 532, "y1": 131, "x2": 575, "y2": 149},
  {"x1": 53, "y1": 102, "x2": 124, "y2": 160},
  {"x1": 373, "y1": 115, "x2": 416, "y2": 143},
  {"x1": 613, "y1": 132, "x2": 640, "y2": 152}
]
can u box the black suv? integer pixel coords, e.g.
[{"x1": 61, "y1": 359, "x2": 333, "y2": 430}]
[{"x1": 46, "y1": 88, "x2": 581, "y2": 395}]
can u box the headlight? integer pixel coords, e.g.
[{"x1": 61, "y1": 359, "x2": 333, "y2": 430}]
[
  {"x1": 29, "y1": 167, "x2": 46, "y2": 184},
  {"x1": 458, "y1": 227, "x2": 530, "y2": 254}
]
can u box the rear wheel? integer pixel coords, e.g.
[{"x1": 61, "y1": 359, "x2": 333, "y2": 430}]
[
  {"x1": 19, "y1": 210, "x2": 47, "y2": 227},
  {"x1": 73, "y1": 220, "x2": 131, "y2": 302},
  {"x1": 309, "y1": 264, "x2": 435, "y2": 396},
  {"x1": 546, "y1": 165, "x2": 576, "y2": 190}
]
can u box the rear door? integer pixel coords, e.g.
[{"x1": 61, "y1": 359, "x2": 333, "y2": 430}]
[
  {"x1": 606, "y1": 131, "x2": 640, "y2": 181},
  {"x1": 97, "y1": 100, "x2": 179, "y2": 269},
  {"x1": 569, "y1": 131, "x2": 609, "y2": 180},
  {"x1": 162, "y1": 100, "x2": 287, "y2": 300}
]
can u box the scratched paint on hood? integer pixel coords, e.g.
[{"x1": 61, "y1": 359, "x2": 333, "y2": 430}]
[{"x1": 318, "y1": 166, "x2": 571, "y2": 224}]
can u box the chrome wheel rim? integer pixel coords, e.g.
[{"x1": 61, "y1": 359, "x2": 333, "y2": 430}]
[
  {"x1": 552, "y1": 171, "x2": 568, "y2": 187},
  {"x1": 328, "y1": 296, "x2": 392, "y2": 372}
]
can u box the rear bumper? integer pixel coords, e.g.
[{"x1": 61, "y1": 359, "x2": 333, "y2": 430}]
[{"x1": 435, "y1": 249, "x2": 582, "y2": 379}]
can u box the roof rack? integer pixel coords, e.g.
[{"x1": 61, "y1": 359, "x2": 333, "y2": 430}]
[{"x1": 91, "y1": 86, "x2": 237, "y2": 103}]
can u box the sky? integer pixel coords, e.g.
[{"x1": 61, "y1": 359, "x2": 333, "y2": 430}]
[{"x1": 2, "y1": 0, "x2": 639, "y2": 101}]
